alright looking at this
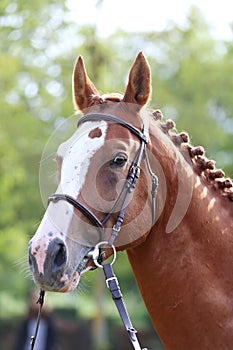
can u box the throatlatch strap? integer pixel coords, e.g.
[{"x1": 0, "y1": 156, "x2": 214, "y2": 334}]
[{"x1": 103, "y1": 264, "x2": 148, "y2": 350}]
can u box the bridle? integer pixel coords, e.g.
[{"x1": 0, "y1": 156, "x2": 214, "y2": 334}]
[
  {"x1": 31, "y1": 112, "x2": 158, "y2": 350},
  {"x1": 48, "y1": 112, "x2": 158, "y2": 248}
]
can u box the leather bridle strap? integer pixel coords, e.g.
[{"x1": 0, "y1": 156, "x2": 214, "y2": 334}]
[
  {"x1": 107, "y1": 140, "x2": 145, "y2": 245},
  {"x1": 103, "y1": 263, "x2": 148, "y2": 350},
  {"x1": 48, "y1": 193, "x2": 104, "y2": 238},
  {"x1": 78, "y1": 112, "x2": 149, "y2": 144},
  {"x1": 30, "y1": 290, "x2": 45, "y2": 350}
]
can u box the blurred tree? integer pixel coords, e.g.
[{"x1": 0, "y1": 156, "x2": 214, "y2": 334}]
[
  {"x1": 105, "y1": 6, "x2": 233, "y2": 177},
  {"x1": 135, "y1": 7, "x2": 233, "y2": 176},
  {"x1": 0, "y1": 0, "x2": 72, "y2": 309}
]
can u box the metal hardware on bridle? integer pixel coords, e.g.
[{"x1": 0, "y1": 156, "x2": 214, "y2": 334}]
[
  {"x1": 89, "y1": 241, "x2": 117, "y2": 268},
  {"x1": 30, "y1": 289, "x2": 45, "y2": 350}
]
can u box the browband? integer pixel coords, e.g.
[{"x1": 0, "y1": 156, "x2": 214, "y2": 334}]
[{"x1": 78, "y1": 113, "x2": 148, "y2": 144}]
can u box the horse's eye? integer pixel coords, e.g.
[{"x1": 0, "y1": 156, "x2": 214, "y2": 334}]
[{"x1": 110, "y1": 153, "x2": 127, "y2": 167}]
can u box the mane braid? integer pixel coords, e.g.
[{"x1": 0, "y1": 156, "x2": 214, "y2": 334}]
[{"x1": 151, "y1": 109, "x2": 233, "y2": 202}]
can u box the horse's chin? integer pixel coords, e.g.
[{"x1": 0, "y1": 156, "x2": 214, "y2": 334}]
[
  {"x1": 58, "y1": 271, "x2": 81, "y2": 292},
  {"x1": 58, "y1": 258, "x2": 94, "y2": 293}
]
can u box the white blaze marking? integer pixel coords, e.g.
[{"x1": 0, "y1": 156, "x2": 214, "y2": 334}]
[
  {"x1": 58, "y1": 121, "x2": 107, "y2": 197},
  {"x1": 31, "y1": 121, "x2": 107, "y2": 274}
]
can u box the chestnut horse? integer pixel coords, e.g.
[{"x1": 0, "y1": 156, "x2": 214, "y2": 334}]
[{"x1": 29, "y1": 52, "x2": 233, "y2": 349}]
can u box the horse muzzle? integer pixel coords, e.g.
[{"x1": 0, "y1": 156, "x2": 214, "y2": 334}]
[{"x1": 28, "y1": 237, "x2": 69, "y2": 291}]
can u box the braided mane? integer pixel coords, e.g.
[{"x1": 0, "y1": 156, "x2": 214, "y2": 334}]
[
  {"x1": 89, "y1": 93, "x2": 233, "y2": 202},
  {"x1": 152, "y1": 109, "x2": 233, "y2": 202}
]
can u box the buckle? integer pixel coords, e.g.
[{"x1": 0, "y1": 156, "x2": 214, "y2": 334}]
[{"x1": 106, "y1": 276, "x2": 118, "y2": 289}]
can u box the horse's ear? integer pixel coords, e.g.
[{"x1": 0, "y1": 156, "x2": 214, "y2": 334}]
[
  {"x1": 123, "y1": 51, "x2": 151, "y2": 106},
  {"x1": 72, "y1": 56, "x2": 99, "y2": 111}
]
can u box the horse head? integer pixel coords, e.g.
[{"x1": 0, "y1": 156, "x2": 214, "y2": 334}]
[{"x1": 29, "y1": 52, "x2": 165, "y2": 292}]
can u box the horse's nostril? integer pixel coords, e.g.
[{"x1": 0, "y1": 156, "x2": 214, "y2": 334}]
[
  {"x1": 29, "y1": 237, "x2": 67, "y2": 278},
  {"x1": 54, "y1": 243, "x2": 67, "y2": 268}
]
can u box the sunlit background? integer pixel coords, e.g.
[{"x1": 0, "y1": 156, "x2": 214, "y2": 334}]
[
  {"x1": 67, "y1": 0, "x2": 233, "y2": 40},
  {"x1": 1, "y1": 1, "x2": 233, "y2": 349}
]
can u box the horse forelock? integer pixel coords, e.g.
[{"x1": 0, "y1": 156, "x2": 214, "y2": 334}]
[
  {"x1": 90, "y1": 93, "x2": 123, "y2": 106},
  {"x1": 150, "y1": 109, "x2": 233, "y2": 203}
]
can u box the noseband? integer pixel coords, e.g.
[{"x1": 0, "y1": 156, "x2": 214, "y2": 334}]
[{"x1": 48, "y1": 112, "x2": 158, "y2": 247}]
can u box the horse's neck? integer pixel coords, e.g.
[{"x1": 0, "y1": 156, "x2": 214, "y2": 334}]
[{"x1": 127, "y1": 156, "x2": 233, "y2": 349}]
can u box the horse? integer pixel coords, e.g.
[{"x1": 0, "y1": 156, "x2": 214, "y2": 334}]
[{"x1": 29, "y1": 52, "x2": 233, "y2": 349}]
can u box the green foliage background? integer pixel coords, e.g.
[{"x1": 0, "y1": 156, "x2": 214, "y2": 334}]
[{"x1": 0, "y1": 1, "x2": 232, "y2": 348}]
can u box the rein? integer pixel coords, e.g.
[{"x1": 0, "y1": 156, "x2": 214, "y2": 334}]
[
  {"x1": 30, "y1": 289, "x2": 45, "y2": 350},
  {"x1": 31, "y1": 113, "x2": 158, "y2": 350}
]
